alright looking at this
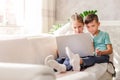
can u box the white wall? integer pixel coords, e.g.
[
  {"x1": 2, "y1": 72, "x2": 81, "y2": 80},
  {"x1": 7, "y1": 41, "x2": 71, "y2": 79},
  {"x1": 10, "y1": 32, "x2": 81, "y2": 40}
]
[{"x1": 55, "y1": 0, "x2": 120, "y2": 24}]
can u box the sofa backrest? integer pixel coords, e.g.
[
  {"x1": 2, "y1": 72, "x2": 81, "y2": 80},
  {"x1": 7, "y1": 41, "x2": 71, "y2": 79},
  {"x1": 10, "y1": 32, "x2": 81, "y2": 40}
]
[
  {"x1": 100, "y1": 26, "x2": 120, "y2": 69},
  {"x1": 0, "y1": 34, "x2": 58, "y2": 64},
  {"x1": 28, "y1": 35, "x2": 57, "y2": 64},
  {"x1": 0, "y1": 38, "x2": 36, "y2": 64}
]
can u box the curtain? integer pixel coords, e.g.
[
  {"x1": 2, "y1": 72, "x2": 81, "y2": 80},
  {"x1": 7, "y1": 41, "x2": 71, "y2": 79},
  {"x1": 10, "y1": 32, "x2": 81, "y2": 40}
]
[
  {"x1": 0, "y1": 0, "x2": 55, "y2": 35},
  {"x1": 41, "y1": 0, "x2": 55, "y2": 33},
  {"x1": 25, "y1": 0, "x2": 55, "y2": 34}
]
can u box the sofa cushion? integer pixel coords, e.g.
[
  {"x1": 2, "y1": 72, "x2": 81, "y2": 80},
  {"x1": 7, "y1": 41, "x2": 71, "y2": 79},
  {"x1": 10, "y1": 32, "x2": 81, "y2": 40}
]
[{"x1": 57, "y1": 71, "x2": 97, "y2": 80}]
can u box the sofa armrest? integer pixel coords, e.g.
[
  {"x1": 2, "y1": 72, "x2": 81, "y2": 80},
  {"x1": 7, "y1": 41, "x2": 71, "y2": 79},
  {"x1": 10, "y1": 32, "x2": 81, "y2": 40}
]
[{"x1": 0, "y1": 62, "x2": 56, "y2": 80}]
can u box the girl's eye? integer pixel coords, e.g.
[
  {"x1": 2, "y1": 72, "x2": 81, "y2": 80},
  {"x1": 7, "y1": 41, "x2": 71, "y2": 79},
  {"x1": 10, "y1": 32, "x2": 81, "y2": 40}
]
[
  {"x1": 78, "y1": 26, "x2": 82, "y2": 28},
  {"x1": 74, "y1": 27, "x2": 76, "y2": 29}
]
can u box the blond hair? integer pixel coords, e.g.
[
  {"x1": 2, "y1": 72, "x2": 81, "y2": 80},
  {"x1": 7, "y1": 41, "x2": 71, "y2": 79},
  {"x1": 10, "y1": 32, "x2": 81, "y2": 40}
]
[{"x1": 70, "y1": 13, "x2": 84, "y2": 24}]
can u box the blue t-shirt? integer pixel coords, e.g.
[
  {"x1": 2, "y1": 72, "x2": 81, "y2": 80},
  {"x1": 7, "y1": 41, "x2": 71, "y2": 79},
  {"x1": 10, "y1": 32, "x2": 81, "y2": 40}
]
[{"x1": 93, "y1": 30, "x2": 111, "y2": 51}]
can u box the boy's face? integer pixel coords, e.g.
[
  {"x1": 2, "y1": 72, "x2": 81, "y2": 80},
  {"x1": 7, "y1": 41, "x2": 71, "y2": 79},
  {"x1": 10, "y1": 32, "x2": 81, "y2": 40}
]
[
  {"x1": 72, "y1": 21, "x2": 84, "y2": 34},
  {"x1": 86, "y1": 20, "x2": 100, "y2": 35}
]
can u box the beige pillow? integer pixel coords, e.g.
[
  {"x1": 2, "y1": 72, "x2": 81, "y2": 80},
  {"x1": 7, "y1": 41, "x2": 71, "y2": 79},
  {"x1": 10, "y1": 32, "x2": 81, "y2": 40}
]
[
  {"x1": 53, "y1": 23, "x2": 88, "y2": 36},
  {"x1": 53, "y1": 23, "x2": 73, "y2": 36}
]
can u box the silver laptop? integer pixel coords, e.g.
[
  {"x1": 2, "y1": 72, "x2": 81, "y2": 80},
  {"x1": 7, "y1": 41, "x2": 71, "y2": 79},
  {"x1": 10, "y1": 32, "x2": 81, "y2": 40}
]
[{"x1": 56, "y1": 33, "x2": 94, "y2": 58}]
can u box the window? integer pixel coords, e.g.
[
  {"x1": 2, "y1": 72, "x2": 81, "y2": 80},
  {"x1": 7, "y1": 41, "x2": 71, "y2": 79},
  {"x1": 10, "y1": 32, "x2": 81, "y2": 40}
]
[
  {"x1": 0, "y1": 0, "x2": 24, "y2": 27},
  {"x1": 0, "y1": 0, "x2": 43, "y2": 35},
  {"x1": 0, "y1": 0, "x2": 52, "y2": 36}
]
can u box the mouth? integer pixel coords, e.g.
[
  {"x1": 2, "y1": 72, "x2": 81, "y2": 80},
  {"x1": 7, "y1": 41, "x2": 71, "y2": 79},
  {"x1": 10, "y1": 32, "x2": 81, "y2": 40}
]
[{"x1": 91, "y1": 32, "x2": 95, "y2": 34}]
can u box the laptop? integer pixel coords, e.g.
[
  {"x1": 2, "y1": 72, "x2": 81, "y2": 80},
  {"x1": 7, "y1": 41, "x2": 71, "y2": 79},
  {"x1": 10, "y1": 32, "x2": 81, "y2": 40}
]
[{"x1": 56, "y1": 33, "x2": 94, "y2": 58}]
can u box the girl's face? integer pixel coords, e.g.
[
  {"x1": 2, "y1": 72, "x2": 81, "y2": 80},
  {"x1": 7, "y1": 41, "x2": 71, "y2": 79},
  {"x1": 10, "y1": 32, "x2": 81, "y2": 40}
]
[{"x1": 72, "y1": 20, "x2": 84, "y2": 34}]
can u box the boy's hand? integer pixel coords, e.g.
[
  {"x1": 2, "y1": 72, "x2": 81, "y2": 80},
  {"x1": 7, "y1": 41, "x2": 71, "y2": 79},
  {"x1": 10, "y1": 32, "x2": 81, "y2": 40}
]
[{"x1": 95, "y1": 49, "x2": 103, "y2": 56}]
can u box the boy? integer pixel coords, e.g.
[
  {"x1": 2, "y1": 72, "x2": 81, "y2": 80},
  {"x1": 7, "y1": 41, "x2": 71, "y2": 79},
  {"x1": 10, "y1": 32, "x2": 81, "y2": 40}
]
[
  {"x1": 67, "y1": 14, "x2": 113, "y2": 70},
  {"x1": 85, "y1": 14, "x2": 113, "y2": 56}
]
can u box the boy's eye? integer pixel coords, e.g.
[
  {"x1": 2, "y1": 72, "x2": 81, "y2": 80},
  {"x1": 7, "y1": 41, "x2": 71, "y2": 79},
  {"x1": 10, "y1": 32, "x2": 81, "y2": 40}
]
[
  {"x1": 92, "y1": 25, "x2": 95, "y2": 27},
  {"x1": 78, "y1": 26, "x2": 82, "y2": 28}
]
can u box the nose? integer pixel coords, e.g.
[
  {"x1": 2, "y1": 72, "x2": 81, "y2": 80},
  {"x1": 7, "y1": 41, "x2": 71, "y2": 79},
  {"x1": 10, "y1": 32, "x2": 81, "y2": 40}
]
[
  {"x1": 76, "y1": 28, "x2": 79, "y2": 32},
  {"x1": 75, "y1": 28, "x2": 82, "y2": 33},
  {"x1": 90, "y1": 28, "x2": 94, "y2": 32}
]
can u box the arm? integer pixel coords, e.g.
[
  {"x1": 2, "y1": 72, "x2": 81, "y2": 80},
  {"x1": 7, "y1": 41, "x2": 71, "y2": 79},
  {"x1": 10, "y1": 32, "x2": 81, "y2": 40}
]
[
  {"x1": 96, "y1": 32, "x2": 113, "y2": 56},
  {"x1": 96, "y1": 44, "x2": 113, "y2": 56}
]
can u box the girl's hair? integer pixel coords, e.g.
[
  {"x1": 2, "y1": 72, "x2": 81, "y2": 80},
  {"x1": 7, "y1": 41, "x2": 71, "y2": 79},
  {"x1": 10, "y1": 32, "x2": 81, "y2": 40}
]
[{"x1": 70, "y1": 13, "x2": 84, "y2": 24}]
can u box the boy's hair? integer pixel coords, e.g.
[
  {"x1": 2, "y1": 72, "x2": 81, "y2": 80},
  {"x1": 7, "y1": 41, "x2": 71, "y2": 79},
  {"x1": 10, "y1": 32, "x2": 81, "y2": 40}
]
[
  {"x1": 70, "y1": 13, "x2": 84, "y2": 24},
  {"x1": 85, "y1": 14, "x2": 99, "y2": 24}
]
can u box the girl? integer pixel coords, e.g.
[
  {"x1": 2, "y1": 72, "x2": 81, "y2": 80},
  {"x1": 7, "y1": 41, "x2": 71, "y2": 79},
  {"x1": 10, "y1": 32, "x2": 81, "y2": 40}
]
[{"x1": 44, "y1": 13, "x2": 85, "y2": 73}]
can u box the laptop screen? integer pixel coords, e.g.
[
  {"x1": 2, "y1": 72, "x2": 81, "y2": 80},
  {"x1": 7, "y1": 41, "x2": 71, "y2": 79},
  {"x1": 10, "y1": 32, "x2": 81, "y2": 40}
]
[{"x1": 56, "y1": 33, "x2": 94, "y2": 58}]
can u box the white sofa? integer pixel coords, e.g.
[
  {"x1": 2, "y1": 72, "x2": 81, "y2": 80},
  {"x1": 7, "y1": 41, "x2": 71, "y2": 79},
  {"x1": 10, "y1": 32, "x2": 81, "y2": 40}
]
[
  {"x1": 0, "y1": 34, "x2": 57, "y2": 80},
  {"x1": 0, "y1": 31, "x2": 117, "y2": 80},
  {"x1": 1, "y1": 21, "x2": 120, "y2": 80}
]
